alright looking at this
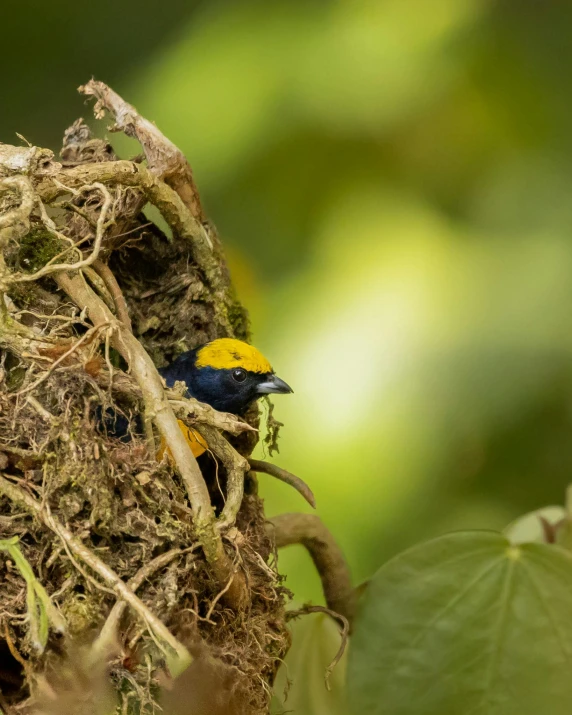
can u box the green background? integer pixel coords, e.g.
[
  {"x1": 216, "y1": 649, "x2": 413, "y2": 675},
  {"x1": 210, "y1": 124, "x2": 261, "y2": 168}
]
[{"x1": 5, "y1": 1, "x2": 572, "y2": 706}]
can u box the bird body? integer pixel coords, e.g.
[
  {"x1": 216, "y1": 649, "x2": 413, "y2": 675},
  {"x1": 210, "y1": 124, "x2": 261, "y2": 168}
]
[{"x1": 104, "y1": 338, "x2": 292, "y2": 459}]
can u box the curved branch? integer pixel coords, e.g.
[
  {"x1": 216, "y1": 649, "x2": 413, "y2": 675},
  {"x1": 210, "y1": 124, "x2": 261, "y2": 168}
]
[
  {"x1": 37, "y1": 162, "x2": 222, "y2": 291},
  {"x1": 269, "y1": 513, "x2": 356, "y2": 626},
  {"x1": 248, "y1": 459, "x2": 316, "y2": 509},
  {"x1": 195, "y1": 423, "x2": 249, "y2": 531},
  {"x1": 79, "y1": 79, "x2": 205, "y2": 222}
]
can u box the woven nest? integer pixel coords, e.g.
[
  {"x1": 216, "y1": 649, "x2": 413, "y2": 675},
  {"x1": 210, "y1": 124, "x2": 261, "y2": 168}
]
[{"x1": 0, "y1": 83, "x2": 292, "y2": 715}]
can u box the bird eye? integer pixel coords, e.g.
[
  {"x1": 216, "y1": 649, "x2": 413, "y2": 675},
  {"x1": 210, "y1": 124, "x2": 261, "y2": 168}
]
[{"x1": 232, "y1": 368, "x2": 247, "y2": 383}]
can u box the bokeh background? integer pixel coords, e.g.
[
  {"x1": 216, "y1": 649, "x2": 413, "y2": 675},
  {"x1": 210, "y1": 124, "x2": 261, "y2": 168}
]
[{"x1": 4, "y1": 0, "x2": 572, "y2": 708}]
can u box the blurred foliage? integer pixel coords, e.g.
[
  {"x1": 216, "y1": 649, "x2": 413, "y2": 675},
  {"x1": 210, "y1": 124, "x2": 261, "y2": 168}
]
[{"x1": 6, "y1": 0, "x2": 572, "y2": 711}]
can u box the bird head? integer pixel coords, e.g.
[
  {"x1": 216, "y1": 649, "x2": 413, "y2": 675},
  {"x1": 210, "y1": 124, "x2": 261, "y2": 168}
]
[{"x1": 160, "y1": 338, "x2": 293, "y2": 415}]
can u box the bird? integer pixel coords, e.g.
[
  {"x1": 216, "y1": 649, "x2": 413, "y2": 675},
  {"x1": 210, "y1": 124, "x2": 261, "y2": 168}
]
[
  {"x1": 159, "y1": 338, "x2": 293, "y2": 414},
  {"x1": 104, "y1": 338, "x2": 293, "y2": 459}
]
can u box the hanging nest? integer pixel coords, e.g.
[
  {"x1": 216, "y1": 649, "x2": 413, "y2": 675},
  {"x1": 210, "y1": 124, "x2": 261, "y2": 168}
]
[{"x1": 0, "y1": 81, "x2": 304, "y2": 715}]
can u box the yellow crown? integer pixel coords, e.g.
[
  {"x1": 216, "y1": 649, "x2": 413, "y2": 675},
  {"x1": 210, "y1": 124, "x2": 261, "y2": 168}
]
[{"x1": 195, "y1": 338, "x2": 273, "y2": 374}]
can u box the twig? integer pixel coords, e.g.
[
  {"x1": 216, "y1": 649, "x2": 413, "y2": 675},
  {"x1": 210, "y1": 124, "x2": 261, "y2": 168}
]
[
  {"x1": 268, "y1": 513, "x2": 356, "y2": 627},
  {"x1": 168, "y1": 396, "x2": 256, "y2": 435},
  {"x1": 79, "y1": 79, "x2": 206, "y2": 222},
  {"x1": 248, "y1": 459, "x2": 316, "y2": 509},
  {"x1": 194, "y1": 424, "x2": 248, "y2": 531},
  {"x1": 26, "y1": 395, "x2": 56, "y2": 423},
  {"x1": 0, "y1": 474, "x2": 191, "y2": 672},
  {"x1": 204, "y1": 574, "x2": 236, "y2": 622},
  {"x1": 93, "y1": 547, "x2": 194, "y2": 658},
  {"x1": 287, "y1": 605, "x2": 349, "y2": 690},
  {"x1": 14, "y1": 323, "x2": 107, "y2": 396},
  {"x1": 92, "y1": 258, "x2": 132, "y2": 331}
]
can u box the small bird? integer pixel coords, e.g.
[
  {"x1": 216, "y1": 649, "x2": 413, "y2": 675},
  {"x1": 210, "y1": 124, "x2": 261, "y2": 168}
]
[
  {"x1": 159, "y1": 338, "x2": 293, "y2": 415},
  {"x1": 105, "y1": 338, "x2": 292, "y2": 459}
]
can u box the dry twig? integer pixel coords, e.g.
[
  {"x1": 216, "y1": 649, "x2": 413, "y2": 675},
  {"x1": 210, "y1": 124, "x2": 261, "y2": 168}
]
[
  {"x1": 79, "y1": 80, "x2": 206, "y2": 222},
  {"x1": 92, "y1": 258, "x2": 132, "y2": 330},
  {"x1": 287, "y1": 604, "x2": 349, "y2": 690},
  {"x1": 93, "y1": 547, "x2": 196, "y2": 658}
]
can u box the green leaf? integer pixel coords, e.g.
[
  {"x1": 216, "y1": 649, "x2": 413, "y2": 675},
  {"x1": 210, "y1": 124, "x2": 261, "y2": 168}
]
[
  {"x1": 272, "y1": 611, "x2": 349, "y2": 715},
  {"x1": 348, "y1": 530, "x2": 572, "y2": 715},
  {"x1": 0, "y1": 537, "x2": 67, "y2": 651},
  {"x1": 504, "y1": 506, "x2": 566, "y2": 544}
]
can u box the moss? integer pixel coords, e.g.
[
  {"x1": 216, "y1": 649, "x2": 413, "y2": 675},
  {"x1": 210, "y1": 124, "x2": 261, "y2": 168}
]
[
  {"x1": 18, "y1": 228, "x2": 63, "y2": 273},
  {"x1": 226, "y1": 293, "x2": 251, "y2": 342},
  {"x1": 6, "y1": 366, "x2": 26, "y2": 391},
  {"x1": 61, "y1": 593, "x2": 107, "y2": 636}
]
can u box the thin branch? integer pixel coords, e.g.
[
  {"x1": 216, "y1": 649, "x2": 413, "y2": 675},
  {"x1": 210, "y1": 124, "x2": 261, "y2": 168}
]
[
  {"x1": 248, "y1": 459, "x2": 316, "y2": 509},
  {"x1": 268, "y1": 513, "x2": 356, "y2": 627},
  {"x1": 168, "y1": 396, "x2": 256, "y2": 435},
  {"x1": 0, "y1": 473, "x2": 191, "y2": 671},
  {"x1": 287, "y1": 605, "x2": 349, "y2": 690},
  {"x1": 194, "y1": 424, "x2": 248, "y2": 531},
  {"x1": 93, "y1": 547, "x2": 195, "y2": 658},
  {"x1": 79, "y1": 79, "x2": 206, "y2": 222},
  {"x1": 92, "y1": 258, "x2": 132, "y2": 331}
]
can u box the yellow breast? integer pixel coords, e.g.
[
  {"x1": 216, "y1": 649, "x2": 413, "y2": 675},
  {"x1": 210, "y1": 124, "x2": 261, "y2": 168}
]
[{"x1": 157, "y1": 420, "x2": 209, "y2": 461}]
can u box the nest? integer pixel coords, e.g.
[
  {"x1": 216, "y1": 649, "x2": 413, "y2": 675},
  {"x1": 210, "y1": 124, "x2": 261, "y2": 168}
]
[{"x1": 0, "y1": 82, "x2": 294, "y2": 714}]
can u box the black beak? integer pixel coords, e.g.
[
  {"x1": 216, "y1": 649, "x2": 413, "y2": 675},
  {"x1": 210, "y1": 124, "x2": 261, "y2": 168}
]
[{"x1": 256, "y1": 374, "x2": 293, "y2": 395}]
